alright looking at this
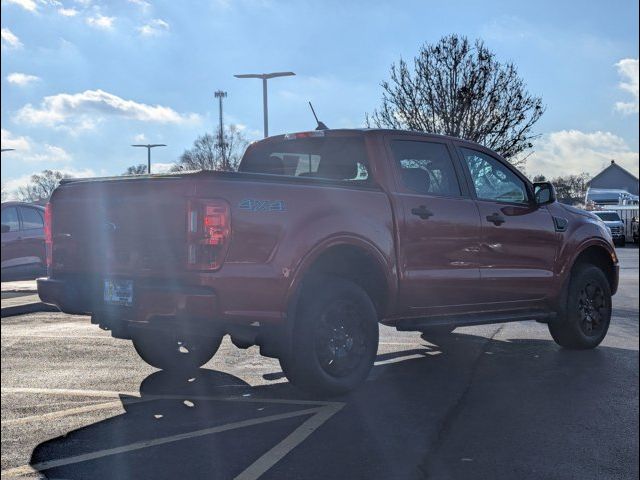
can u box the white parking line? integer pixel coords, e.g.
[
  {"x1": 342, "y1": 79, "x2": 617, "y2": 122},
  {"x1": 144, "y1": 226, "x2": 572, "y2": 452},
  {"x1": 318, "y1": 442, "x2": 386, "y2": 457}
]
[
  {"x1": 2, "y1": 400, "x2": 124, "y2": 426},
  {"x1": 1, "y1": 407, "x2": 323, "y2": 478},
  {"x1": 1, "y1": 387, "x2": 345, "y2": 479},
  {"x1": 235, "y1": 403, "x2": 344, "y2": 480}
]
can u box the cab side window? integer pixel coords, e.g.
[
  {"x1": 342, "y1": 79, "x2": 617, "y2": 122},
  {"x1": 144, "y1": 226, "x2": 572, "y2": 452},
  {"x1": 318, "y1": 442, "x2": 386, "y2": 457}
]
[
  {"x1": 1, "y1": 207, "x2": 20, "y2": 232},
  {"x1": 19, "y1": 207, "x2": 44, "y2": 230},
  {"x1": 460, "y1": 148, "x2": 528, "y2": 204},
  {"x1": 391, "y1": 141, "x2": 461, "y2": 197}
]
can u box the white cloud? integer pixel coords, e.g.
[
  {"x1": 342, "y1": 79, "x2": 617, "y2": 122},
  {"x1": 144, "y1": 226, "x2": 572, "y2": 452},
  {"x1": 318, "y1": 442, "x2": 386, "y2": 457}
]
[
  {"x1": 7, "y1": 72, "x2": 41, "y2": 86},
  {"x1": 1, "y1": 28, "x2": 23, "y2": 48},
  {"x1": 138, "y1": 18, "x2": 169, "y2": 36},
  {"x1": 128, "y1": 0, "x2": 150, "y2": 9},
  {"x1": 86, "y1": 14, "x2": 114, "y2": 29},
  {"x1": 614, "y1": 58, "x2": 639, "y2": 114},
  {"x1": 529, "y1": 130, "x2": 639, "y2": 178},
  {"x1": 16, "y1": 89, "x2": 201, "y2": 131},
  {"x1": 1, "y1": 129, "x2": 72, "y2": 165},
  {"x1": 133, "y1": 133, "x2": 147, "y2": 143},
  {"x1": 2, "y1": 0, "x2": 38, "y2": 12},
  {"x1": 58, "y1": 6, "x2": 78, "y2": 16},
  {"x1": 1, "y1": 129, "x2": 32, "y2": 151},
  {"x1": 152, "y1": 162, "x2": 177, "y2": 173}
]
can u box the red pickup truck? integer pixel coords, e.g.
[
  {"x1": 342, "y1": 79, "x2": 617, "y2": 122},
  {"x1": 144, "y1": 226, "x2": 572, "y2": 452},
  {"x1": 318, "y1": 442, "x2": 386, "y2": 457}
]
[{"x1": 38, "y1": 129, "x2": 619, "y2": 395}]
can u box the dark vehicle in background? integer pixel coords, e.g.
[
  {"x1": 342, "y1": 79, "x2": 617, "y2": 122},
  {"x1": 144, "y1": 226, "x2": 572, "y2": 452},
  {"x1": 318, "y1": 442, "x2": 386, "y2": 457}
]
[
  {"x1": 1, "y1": 202, "x2": 47, "y2": 280},
  {"x1": 38, "y1": 129, "x2": 619, "y2": 395},
  {"x1": 593, "y1": 211, "x2": 626, "y2": 247}
]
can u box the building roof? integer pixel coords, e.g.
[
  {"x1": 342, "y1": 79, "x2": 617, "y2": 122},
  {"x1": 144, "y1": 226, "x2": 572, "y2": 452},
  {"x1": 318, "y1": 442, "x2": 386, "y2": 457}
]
[{"x1": 588, "y1": 160, "x2": 639, "y2": 186}]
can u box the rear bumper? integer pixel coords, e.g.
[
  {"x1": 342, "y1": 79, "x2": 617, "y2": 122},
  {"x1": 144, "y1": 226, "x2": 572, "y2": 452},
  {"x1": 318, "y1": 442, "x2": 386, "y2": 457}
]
[{"x1": 37, "y1": 276, "x2": 219, "y2": 322}]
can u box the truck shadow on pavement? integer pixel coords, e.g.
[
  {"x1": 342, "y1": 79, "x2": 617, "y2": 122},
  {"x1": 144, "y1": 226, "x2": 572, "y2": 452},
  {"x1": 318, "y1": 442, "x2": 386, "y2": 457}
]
[{"x1": 28, "y1": 331, "x2": 639, "y2": 480}]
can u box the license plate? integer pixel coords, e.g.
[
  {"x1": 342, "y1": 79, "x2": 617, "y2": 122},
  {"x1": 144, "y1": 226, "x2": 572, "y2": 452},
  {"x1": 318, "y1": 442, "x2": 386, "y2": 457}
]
[{"x1": 103, "y1": 279, "x2": 133, "y2": 307}]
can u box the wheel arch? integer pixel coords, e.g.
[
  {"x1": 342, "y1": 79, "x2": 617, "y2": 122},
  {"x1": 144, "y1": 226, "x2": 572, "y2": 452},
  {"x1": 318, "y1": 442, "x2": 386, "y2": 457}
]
[
  {"x1": 566, "y1": 240, "x2": 618, "y2": 295},
  {"x1": 286, "y1": 236, "x2": 397, "y2": 323}
]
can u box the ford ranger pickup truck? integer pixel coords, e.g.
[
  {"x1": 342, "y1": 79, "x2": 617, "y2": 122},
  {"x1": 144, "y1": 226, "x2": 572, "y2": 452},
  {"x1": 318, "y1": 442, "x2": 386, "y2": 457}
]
[{"x1": 38, "y1": 129, "x2": 619, "y2": 395}]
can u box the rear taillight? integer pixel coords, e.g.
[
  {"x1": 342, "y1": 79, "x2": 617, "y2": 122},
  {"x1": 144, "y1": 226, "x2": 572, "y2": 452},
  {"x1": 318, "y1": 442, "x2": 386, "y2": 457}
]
[
  {"x1": 186, "y1": 199, "x2": 231, "y2": 270},
  {"x1": 44, "y1": 203, "x2": 53, "y2": 269}
]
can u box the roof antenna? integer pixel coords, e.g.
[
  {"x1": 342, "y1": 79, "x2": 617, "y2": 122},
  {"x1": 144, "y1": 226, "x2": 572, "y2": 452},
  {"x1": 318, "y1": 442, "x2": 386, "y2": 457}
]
[{"x1": 308, "y1": 102, "x2": 328, "y2": 130}]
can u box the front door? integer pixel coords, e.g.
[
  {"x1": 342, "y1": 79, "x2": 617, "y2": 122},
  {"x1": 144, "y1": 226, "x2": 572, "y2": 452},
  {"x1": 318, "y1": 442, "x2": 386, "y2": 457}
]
[
  {"x1": 388, "y1": 137, "x2": 483, "y2": 316},
  {"x1": 456, "y1": 146, "x2": 559, "y2": 307}
]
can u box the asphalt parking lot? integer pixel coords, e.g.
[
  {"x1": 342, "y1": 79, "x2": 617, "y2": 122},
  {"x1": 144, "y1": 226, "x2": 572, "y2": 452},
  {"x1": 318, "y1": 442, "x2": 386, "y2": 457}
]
[{"x1": 1, "y1": 247, "x2": 638, "y2": 480}]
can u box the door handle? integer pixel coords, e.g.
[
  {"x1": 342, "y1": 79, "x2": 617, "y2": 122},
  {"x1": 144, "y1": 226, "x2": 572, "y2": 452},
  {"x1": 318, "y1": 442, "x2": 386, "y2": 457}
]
[
  {"x1": 411, "y1": 205, "x2": 434, "y2": 220},
  {"x1": 486, "y1": 213, "x2": 505, "y2": 226}
]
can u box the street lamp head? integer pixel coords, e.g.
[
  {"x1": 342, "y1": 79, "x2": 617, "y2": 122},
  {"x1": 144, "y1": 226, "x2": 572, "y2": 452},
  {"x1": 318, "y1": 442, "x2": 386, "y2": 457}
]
[
  {"x1": 1, "y1": 148, "x2": 16, "y2": 152},
  {"x1": 234, "y1": 72, "x2": 295, "y2": 79}
]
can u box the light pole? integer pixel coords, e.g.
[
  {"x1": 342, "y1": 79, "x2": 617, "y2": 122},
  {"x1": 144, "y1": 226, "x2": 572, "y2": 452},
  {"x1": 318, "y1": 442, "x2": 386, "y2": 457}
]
[
  {"x1": 1, "y1": 148, "x2": 16, "y2": 153},
  {"x1": 131, "y1": 144, "x2": 166, "y2": 174},
  {"x1": 214, "y1": 90, "x2": 227, "y2": 166},
  {"x1": 234, "y1": 71, "x2": 295, "y2": 137}
]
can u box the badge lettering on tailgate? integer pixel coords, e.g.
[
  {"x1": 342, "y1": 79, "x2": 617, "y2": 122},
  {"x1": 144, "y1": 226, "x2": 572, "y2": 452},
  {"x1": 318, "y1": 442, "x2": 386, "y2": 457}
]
[{"x1": 238, "y1": 199, "x2": 286, "y2": 212}]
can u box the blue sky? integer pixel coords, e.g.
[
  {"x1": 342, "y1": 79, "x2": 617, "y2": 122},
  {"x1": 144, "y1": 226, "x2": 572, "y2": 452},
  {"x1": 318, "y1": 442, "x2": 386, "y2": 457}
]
[{"x1": 1, "y1": 0, "x2": 638, "y2": 195}]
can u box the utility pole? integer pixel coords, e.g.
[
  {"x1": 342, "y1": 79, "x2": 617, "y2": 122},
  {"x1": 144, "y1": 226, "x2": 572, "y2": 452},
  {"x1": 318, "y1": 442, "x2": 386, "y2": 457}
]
[
  {"x1": 214, "y1": 90, "x2": 227, "y2": 168},
  {"x1": 131, "y1": 144, "x2": 166, "y2": 174},
  {"x1": 234, "y1": 72, "x2": 295, "y2": 138}
]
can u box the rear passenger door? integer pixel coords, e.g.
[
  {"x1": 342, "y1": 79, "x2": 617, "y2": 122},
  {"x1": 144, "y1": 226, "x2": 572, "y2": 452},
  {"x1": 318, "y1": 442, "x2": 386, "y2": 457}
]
[{"x1": 387, "y1": 136, "x2": 483, "y2": 315}]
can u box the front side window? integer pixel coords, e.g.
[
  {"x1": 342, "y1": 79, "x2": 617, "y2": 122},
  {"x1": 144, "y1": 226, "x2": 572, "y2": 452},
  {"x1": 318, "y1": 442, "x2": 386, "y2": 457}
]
[
  {"x1": 19, "y1": 207, "x2": 44, "y2": 230},
  {"x1": 391, "y1": 140, "x2": 461, "y2": 197},
  {"x1": 461, "y1": 148, "x2": 528, "y2": 204},
  {"x1": 1, "y1": 207, "x2": 20, "y2": 232}
]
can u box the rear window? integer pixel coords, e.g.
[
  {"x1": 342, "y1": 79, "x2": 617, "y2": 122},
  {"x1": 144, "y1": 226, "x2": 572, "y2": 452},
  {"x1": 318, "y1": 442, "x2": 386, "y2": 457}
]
[
  {"x1": 239, "y1": 134, "x2": 370, "y2": 182},
  {"x1": 595, "y1": 212, "x2": 622, "y2": 222}
]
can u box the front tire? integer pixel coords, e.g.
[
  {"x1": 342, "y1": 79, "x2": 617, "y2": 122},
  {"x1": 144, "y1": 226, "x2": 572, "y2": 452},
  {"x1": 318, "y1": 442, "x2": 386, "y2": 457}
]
[
  {"x1": 279, "y1": 277, "x2": 379, "y2": 396},
  {"x1": 132, "y1": 331, "x2": 222, "y2": 372},
  {"x1": 548, "y1": 264, "x2": 611, "y2": 349}
]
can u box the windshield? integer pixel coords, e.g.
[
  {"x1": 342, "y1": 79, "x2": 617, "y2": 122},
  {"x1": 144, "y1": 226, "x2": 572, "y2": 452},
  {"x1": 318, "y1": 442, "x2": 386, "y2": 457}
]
[
  {"x1": 239, "y1": 135, "x2": 370, "y2": 182},
  {"x1": 594, "y1": 212, "x2": 622, "y2": 222}
]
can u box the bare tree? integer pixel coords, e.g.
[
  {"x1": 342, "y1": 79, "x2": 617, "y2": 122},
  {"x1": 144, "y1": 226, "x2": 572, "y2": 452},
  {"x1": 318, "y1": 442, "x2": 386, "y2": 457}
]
[
  {"x1": 367, "y1": 35, "x2": 545, "y2": 167},
  {"x1": 16, "y1": 170, "x2": 70, "y2": 202},
  {"x1": 172, "y1": 125, "x2": 248, "y2": 172},
  {"x1": 549, "y1": 173, "x2": 591, "y2": 205},
  {"x1": 1, "y1": 183, "x2": 8, "y2": 202},
  {"x1": 123, "y1": 164, "x2": 148, "y2": 175}
]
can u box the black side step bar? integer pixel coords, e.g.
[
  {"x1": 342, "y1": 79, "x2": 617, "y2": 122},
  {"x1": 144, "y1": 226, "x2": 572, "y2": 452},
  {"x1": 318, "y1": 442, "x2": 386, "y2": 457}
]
[{"x1": 393, "y1": 310, "x2": 557, "y2": 332}]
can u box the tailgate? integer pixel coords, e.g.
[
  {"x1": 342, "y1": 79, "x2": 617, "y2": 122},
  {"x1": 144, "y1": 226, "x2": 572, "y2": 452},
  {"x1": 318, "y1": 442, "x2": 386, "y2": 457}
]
[{"x1": 51, "y1": 177, "x2": 194, "y2": 276}]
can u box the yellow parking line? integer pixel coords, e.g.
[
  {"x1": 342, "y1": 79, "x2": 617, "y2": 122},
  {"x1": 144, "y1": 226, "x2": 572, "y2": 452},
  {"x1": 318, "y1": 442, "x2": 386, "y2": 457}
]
[{"x1": 1, "y1": 407, "x2": 323, "y2": 478}]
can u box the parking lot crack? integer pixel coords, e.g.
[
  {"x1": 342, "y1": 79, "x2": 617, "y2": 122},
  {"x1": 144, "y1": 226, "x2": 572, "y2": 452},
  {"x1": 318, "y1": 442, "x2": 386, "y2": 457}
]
[{"x1": 418, "y1": 324, "x2": 505, "y2": 478}]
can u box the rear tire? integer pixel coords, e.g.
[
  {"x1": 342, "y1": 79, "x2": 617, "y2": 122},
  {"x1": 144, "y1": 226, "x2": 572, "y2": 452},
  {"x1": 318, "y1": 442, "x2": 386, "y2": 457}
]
[
  {"x1": 548, "y1": 264, "x2": 611, "y2": 349},
  {"x1": 132, "y1": 331, "x2": 222, "y2": 372},
  {"x1": 279, "y1": 277, "x2": 379, "y2": 396}
]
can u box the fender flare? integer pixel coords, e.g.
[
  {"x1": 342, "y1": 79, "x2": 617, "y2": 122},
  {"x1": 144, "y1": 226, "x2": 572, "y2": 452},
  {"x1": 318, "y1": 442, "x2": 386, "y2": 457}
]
[{"x1": 285, "y1": 234, "x2": 398, "y2": 321}]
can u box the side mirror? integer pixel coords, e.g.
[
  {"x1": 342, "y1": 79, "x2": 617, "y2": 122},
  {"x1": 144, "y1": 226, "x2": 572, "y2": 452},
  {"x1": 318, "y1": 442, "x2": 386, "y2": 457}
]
[
  {"x1": 533, "y1": 182, "x2": 556, "y2": 206},
  {"x1": 1, "y1": 224, "x2": 10, "y2": 233}
]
